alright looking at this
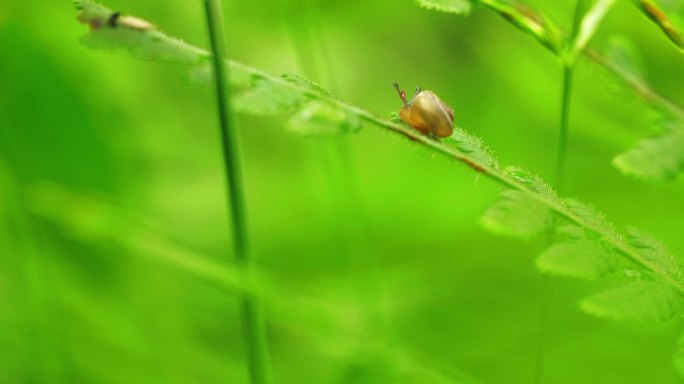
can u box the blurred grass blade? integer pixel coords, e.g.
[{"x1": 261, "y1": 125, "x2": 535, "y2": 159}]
[
  {"x1": 570, "y1": 0, "x2": 616, "y2": 60},
  {"x1": 480, "y1": 189, "x2": 553, "y2": 240},
  {"x1": 416, "y1": 0, "x2": 473, "y2": 15},
  {"x1": 537, "y1": 225, "x2": 617, "y2": 279},
  {"x1": 26, "y1": 183, "x2": 257, "y2": 295},
  {"x1": 613, "y1": 121, "x2": 684, "y2": 182},
  {"x1": 631, "y1": 0, "x2": 684, "y2": 51},
  {"x1": 581, "y1": 281, "x2": 681, "y2": 322}
]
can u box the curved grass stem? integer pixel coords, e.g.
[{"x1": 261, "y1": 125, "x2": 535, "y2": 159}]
[{"x1": 203, "y1": 1, "x2": 273, "y2": 383}]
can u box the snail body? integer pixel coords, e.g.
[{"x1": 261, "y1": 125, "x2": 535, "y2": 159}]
[{"x1": 394, "y1": 83, "x2": 454, "y2": 138}]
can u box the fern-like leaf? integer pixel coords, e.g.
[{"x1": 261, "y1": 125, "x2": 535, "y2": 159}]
[
  {"x1": 233, "y1": 78, "x2": 307, "y2": 115},
  {"x1": 602, "y1": 37, "x2": 644, "y2": 85},
  {"x1": 416, "y1": 0, "x2": 473, "y2": 15},
  {"x1": 625, "y1": 227, "x2": 682, "y2": 282},
  {"x1": 613, "y1": 121, "x2": 684, "y2": 182},
  {"x1": 480, "y1": 190, "x2": 553, "y2": 239},
  {"x1": 536, "y1": 225, "x2": 617, "y2": 279},
  {"x1": 79, "y1": 28, "x2": 207, "y2": 65},
  {"x1": 581, "y1": 281, "x2": 681, "y2": 322},
  {"x1": 287, "y1": 101, "x2": 362, "y2": 136}
]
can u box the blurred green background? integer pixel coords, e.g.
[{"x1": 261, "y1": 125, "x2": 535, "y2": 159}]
[{"x1": 2, "y1": 0, "x2": 684, "y2": 383}]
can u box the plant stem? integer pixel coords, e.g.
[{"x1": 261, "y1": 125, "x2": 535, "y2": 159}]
[
  {"x1": 554, "y1": 65, "x2": 574, "y2": 191},
  {"x1": 537, "y1": 3, "x2": 584, "y2": 383},
  {"x1": 202, "y1": 1, "x2": 273, "y2": 383}
]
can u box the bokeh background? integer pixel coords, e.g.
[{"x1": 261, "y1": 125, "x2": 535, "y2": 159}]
[{"x1": 1, "y1": 0, "x2": 684, "y2": 383}]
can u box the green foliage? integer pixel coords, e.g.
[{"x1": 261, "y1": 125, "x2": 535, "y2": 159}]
[
  {"x1": 448, "y1": 128, "x2": 500, "y2": 169},
  {"x1": 71, "y1": 1, "x2": 684, "y2": 379},
  {"x1": 76, "y1": 0, "x2": 684, "y2": 304},
  {"x1": 287, "y1": 101, "x2": 362, "y2": 136},
  {"x1": 233, "y1": 78, "x2": 307, "y2": 115},
  {"x1": 27, "y1": 183, "x2": 253, "y2": 295},
  {"x1": 28, "y1": 183, "x2": 482, "y2": 384},
  {"x1": 626, "y1": 227, "x2": 682, "y2": 282},
  {"x1": 480, "y1": 190, "x2": 552, "y2": 239},
  {"x1": 416, "y1": 0, "x2": 472, "y2": 15},
  {"x1": 536, "y1": 225, "x2": 617, "y2": 279},
  {"x1": 581, "y1": 281, "x2": 681, "y2": 322},
  {"x1": 613, "y1": 121, "x2": 684, "y2": 182},
  {"x1": 602, "y1": 37, "x2": 644, "y2": 85},
  {"x1": 590, "y1": 38, "x2": 684, "y2": 182},
  {"x1": 79, "y1": 28, "x2": 207, "y2": 65}
]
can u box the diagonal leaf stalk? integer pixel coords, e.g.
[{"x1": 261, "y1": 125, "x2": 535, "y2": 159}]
[{"x1": 202, "y1": 1, "x2": 273, "y2": 383}]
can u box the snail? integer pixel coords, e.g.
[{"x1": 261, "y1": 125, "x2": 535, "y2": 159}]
[{"x1": 393, "y1": 82, "x2": 454, "y2": 138}]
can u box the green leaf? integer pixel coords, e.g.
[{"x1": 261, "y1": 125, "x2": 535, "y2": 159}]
[
  {"x1": 480, "y1": 190, "x2": 553, "y2": 239},
  {"x1": 603, "y1": 36, "x2": 644, "y2": 84},
  {"x1": 537, "y1": 225, "x2": 617, "y2": 279},
  {"x1": 233, "y1": 78, "x2": 307, "y2": 115},
  {"x1": 79, "y1": 28, "x2": 207, "y2": 66},
  {"x1": 564, "y1": 199, "x2": 621, "y2": 244},
  {"x1": 626, "y1": 227, "x2": 682, "y2": 281},
  {"x1": 448, "y1": 128, "x2": 500, "y2": 169},
  {"x1": 282, "y1": 73, "x2": 332, "y2": 97},
  {"x1": 581, "y1": 281, "x2": 681, "y2": 322},
  {"x1": 287, "y1": 101, "x2": 362, "y2": 136},
  {"x1": 416, "y1": 0, "x2": 472, "y2": 15},
  {"x1": 613, "y1": 121, "x2": 684, "y2": 182},
  {"x1": 571, "y1": 0, "x2": 617, "y2": 60},
  {"x1": 505, "y1": 167, "x2": 559, "y2": 204},
  {"x1": 184, "y1": 61, "x2": 254, "y2": 89}
]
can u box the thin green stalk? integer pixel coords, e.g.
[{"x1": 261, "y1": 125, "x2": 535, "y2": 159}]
[
  {"x1": 202, "y1": 1, "x2": 273, "y2": 383},
  {"x1": 536, "y1": 3, "x2": 585, "y2": 383},
  {"x1": 533, "y1": 62, "x2": 574, "y2": 384},
  {"x1": 554, "y1": 65, "x2": 574, "y2": 191}
]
